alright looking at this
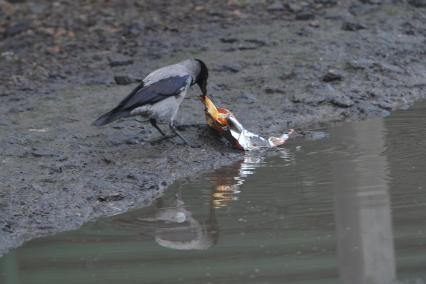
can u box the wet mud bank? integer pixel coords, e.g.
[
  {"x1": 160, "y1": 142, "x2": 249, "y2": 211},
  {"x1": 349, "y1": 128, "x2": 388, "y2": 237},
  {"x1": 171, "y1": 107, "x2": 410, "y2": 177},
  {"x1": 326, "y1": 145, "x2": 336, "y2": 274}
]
[{"x1": 1, "y1": 1, "x2": 426, "y2": 255}]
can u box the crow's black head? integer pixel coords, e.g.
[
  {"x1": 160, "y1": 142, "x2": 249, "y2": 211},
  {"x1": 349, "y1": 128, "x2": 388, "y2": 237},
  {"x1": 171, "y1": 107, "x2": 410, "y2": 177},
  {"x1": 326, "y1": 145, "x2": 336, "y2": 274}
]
[{"x1": 195, "y1": 59, "x2": 208, "y2": 96}]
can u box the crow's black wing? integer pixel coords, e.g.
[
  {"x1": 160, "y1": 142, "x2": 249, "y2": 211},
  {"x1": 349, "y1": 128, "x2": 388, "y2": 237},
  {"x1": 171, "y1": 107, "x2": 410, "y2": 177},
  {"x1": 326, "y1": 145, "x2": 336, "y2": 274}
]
[
  {"x1": 117, "y1": 75, "x2": 191, "y2": 111},
  {"x1": 93, "y1": 75, "x2": 191, "y2": 126}
]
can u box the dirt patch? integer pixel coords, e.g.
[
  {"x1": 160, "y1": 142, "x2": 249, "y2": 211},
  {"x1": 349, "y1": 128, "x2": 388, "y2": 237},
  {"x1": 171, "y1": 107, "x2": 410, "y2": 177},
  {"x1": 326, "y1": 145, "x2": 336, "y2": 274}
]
[{"x1": 1, "y1": 0, "x2": 426, "y2": 255}]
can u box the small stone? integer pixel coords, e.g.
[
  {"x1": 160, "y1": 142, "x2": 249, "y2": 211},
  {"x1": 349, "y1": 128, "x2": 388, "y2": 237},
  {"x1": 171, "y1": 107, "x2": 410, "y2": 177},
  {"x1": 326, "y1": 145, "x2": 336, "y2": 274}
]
[
  {"x1": 264, "y1": 87, "x2": 285, "y2": 94},
  {"x1": 114, "y1": 75, "x2": 140, "y2": 85},
  {"x1": 220, "y1": 37, "x2": 239, "y2": 43},
  {"x1": 407, "y1": 0, "x2": 426, "y2": 7},
  {"x1": 123, "y1": 21, "x2": 145, "y2": 37},
  {"x1": 28, "y1": 2, "x2": 47, "y2": 14},
  {"x1": 309, "y1": 20, "x2": 320, "y2": 28},
  {"x1": 267, "y1": 1, "x2": 285, "y2": 11},
  {"x1": 346, "y1": 58, "x2": 375, "y2": 70},
  {"x1": 1, "y1": 51, "x2": 18, "y2": 62},
  {"x1": 97, "y1": 193, "x2": 124, "y2": 202},
  {"x1": 348, "y1": 3, "x2": 379, "y2": 16},
  {"x1": 108, "y1": 54, "x2": 134, "y2": 67},
  {"x1": 287, "y1": 2, "x2": 303, "y2": 13},
  {"x1": 329, "y1": 96, "x2": 354, "y2": 108},
  {"x1": 0, "y1": 0, "x2": 15, "y2": 16},
  {"x1": 291, "y1": 93, "x2": 326, "y2": 105},
  {"x1": 238, "y1": 39, "x2": 267, "y2": 50},
  {"x1": 218, "y1": 63, "x2": 241, "y2": 73},
  {"x1": 237, "y1": 92, "x2": 257, "y2": 104},
  {"x1": 295, "y1": 10, "x2": 315, "y2": 21},
  {"x1": 322, "y1": 69, "x2": 344, "y2": 82},
  {"x1": 359, "y1": 0, "x2": 382, "y2": 4},
  {"x1": 4, "y1": 21, "x2": 30, "y2": 37},
  {"x1": 341, "y1": 21, "x2": 367, "y2": 31}
]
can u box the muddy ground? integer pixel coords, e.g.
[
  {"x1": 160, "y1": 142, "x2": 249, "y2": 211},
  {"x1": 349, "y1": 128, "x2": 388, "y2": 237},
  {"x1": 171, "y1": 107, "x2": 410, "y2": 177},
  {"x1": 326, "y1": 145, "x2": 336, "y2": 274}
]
[{"x1": 1, "y1": 0, "x2": 425, "y2": 256}]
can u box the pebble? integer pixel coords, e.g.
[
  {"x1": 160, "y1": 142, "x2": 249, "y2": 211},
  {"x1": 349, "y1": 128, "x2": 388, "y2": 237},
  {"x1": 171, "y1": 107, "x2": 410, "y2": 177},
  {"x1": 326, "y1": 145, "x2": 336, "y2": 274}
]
[
  {"x1": 328, "y1": 95, "x2": 354, "y2": 108},
  {"x1": 217, "y1": 63, "x2": 241, "y2": 73},
  {"x1": 267, "y1": 1, "x2": 285, "y2": 11},
  {"x1": 408, "y1": 0, "x2": 426, "y2": 7},
  {"x1": 237, "y1": 92, "x2": 257, "y2": 104},
  {"x1": 322, "y1": 69, "x2": 344, "y2": 82},
  {"x1": 4, "y1": 21, "x2": 30, "y2": 37},
  {"x1": 341, "y1": 21, "x2": 367, "y2": 31},
  {"x1": 108, "y1": 54, "x2": 134, "y2": 67},
  {"x1": 295, "y1": 11, "x2": 315, "y2": 21},
  {"x1": 114, "y1": 75, "x2": 141, "y2": 85}
]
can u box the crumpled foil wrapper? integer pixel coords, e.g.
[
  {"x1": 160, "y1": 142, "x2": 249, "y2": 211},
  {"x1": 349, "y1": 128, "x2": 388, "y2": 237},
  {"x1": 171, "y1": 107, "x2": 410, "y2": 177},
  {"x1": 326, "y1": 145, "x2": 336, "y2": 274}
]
[{"x1": 202, "y1": 96, "x2": 294, "y2": 151}]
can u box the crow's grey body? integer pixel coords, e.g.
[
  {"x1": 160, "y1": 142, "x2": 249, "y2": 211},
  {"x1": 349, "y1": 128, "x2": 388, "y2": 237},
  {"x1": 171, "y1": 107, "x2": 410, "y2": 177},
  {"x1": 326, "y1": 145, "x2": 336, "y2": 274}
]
[
  {"x1": 129, "y1": 75, "x2": 191, "y2": 122},
  {"x1": 93, "y1": 59, "x2": 209, "y2": 145}
]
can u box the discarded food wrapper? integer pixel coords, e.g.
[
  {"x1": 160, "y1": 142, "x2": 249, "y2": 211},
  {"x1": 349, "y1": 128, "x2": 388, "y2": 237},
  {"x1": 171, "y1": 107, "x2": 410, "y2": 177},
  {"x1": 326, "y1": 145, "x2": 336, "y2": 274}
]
[{"x1": 202, "y1": 96, "x2": 294, "y2": 151}]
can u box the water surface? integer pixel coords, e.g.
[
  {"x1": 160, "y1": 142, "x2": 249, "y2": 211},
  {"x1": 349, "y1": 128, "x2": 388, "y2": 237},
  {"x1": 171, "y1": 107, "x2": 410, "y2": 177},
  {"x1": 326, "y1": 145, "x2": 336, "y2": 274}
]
[{"x1": 1, "y1": 103, "x2": 426, "y2": 284}]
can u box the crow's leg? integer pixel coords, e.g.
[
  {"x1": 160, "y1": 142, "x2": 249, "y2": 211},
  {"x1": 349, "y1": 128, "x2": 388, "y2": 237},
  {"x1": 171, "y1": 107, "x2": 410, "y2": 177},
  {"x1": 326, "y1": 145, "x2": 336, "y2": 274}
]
[
  {"x1": 150, "y1": 118, "x2": 167, "y2": 137},
  {"x1": 169, "y1": 121, "x2": 189, "y2": 144},
  {"x1": 169, "y1": 121, "x2": 201, "y2": 148}
]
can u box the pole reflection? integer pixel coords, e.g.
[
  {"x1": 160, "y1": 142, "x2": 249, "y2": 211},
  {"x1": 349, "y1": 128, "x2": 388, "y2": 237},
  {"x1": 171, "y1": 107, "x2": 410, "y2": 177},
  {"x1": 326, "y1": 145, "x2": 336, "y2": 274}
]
[{"x1": 333, "y1": 119, "x2": 396, "y2": 284}]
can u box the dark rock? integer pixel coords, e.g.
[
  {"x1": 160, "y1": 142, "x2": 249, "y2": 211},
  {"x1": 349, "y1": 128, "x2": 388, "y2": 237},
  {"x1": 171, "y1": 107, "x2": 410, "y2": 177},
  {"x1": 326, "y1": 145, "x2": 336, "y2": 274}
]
[
  {"x1": 123, "y1": 21, "x2": 145, "y2": 37},
  {"x1": 291, "y1": 92, "x2": 326, "y2": 105},
  {"x1": 309, "y1": 20, "x2": 320, "y2": 28},
  {"x1": 316, "y1": 0, "x2": 338, "y2": 5},
  {"x1": 401, "y1": 22, "x2": 416, "y2": 35},
  {"x1": 216, "y1": 63, "x2": 242, "y2": 73},
  {"x1": 408, "y1": 0, "x2": 426, "y2": 7},
  {"x1": 114, "y1": 75, "x2": 141, "y2": 85},
  {"x1": 346, "y1": 58, "x2": 376, "y2": 70},
  {"x1": 108, "y1": 54, "x2": 134, "y2": 67},
  {"x1": 220, "y1": 37, "x2": 239, "y2": 43},
  {"x1": 264, "y1": 87, "x2": 285, "y2": 94},
  {"x1": 359, "y1": 0, "x2": 383, "y2": 4},
  {"x1": 296, "y1": 27, "x2": 314, "y2": 37},
  {"x1": 4, "y1": 21, "x2": 30, "y2": 37},
  {"x1": 28, "y1": 2, "x2": 47, "y2": 14},
  {"x1": 376, "y1": 62, "x2": 404, "y2": 73},
  {"x1": 287, "y1": 2, "x2": 303, "y2": 13},
  {"x1": 238, "y1": 39, "x2": 267, "y2": 50},
  {"x1": 237, "y1": 92, "x2": 257, "y2": 104},
  {"x1": 267, "y1": 1, "x2": 285, "y2": 11},
  {"x1": 97, "y1": 193, "x2": 124, "y2": 202},
  {"x1": 1, "y1": 51, "x2": 18, "y2": 62},
  {"x1": 329, "y1": 95, "x2": 354, "y2": 108},
  {"x1": 348, "y1": 3, "x2": 379, "y2": 15},
  {"x1": 341, "y1": 21, "x2": 367, "y2": 31},
  {"x1": 376, "y1": 100, "x2": 393, "y2": 111},
  {"x1": 322, "y1": 69, "x2": 344, "y2": 82},
  {"x1": 295, "y1": 10, "x2": 315, "y2": 21},
  {"x1": 0, "y1": 1, "x2": 15, "y2": 17}
]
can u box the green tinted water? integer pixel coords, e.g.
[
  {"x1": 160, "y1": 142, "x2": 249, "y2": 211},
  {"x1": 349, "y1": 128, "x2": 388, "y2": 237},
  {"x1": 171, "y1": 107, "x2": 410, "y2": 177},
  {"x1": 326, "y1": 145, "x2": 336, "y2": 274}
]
[{"x1": 1, "y1": 103, "x2": 426, "y2": 284}]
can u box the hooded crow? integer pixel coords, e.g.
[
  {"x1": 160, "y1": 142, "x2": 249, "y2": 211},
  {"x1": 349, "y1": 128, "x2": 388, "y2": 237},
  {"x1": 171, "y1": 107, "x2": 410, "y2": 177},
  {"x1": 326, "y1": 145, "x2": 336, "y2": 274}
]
[{"x1": 93, "y1": 59, "x2": 209, "y2": 146}]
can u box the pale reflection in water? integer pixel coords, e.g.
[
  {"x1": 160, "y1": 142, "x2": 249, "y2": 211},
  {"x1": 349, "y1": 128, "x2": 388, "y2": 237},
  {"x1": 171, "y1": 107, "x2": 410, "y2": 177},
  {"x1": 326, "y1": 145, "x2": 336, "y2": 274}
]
[
  {"x1": 139, "y1": 149, "x2": 294, "y2": 250},
  {"x1": 118, "y1": 191, "x2": 219, "y2": 251},
  {"x1": 208, "y1": 149, "x2": 293, "y2": 208},
  {"x1": 332, "y1": 119, "x2": 396, "y2": 284},
  {"x1": 140, "y1": 149, "x2": 293, "y2": 249}
]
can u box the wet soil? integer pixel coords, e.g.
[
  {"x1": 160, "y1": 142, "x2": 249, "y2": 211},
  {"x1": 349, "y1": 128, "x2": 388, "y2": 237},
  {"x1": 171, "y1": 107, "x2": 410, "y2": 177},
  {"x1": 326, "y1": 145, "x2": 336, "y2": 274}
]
[{"x1": 1, "y1": 0, "x2": 426, "y2": 255}]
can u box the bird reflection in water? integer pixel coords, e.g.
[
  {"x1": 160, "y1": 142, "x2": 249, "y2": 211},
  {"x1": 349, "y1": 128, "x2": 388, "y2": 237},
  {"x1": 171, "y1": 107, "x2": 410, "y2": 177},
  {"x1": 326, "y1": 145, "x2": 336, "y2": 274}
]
[
  {"x1": 137, "y1": 191, "x2": 219, "y2": 250},
  {"x1": 121, "y1": 149, "x2": 292, "y2": 251}
]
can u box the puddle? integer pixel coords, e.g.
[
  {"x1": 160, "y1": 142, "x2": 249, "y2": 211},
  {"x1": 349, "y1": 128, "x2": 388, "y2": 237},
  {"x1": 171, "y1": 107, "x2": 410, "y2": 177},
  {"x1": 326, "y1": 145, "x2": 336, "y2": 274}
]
[{"x1": 1, "y1": 102, "x2": 426, "y2": 284}]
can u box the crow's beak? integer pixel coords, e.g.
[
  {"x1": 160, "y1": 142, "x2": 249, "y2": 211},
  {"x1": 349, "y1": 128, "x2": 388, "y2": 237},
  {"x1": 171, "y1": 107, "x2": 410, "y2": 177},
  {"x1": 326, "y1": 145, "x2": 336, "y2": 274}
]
[{"x1": 199, "y1": 82, "x2": 207, "y2": 97}]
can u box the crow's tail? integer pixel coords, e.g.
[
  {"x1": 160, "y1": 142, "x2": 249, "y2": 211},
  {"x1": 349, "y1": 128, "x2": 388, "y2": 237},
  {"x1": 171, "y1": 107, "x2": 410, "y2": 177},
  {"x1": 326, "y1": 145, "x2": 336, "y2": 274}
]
[{"x1": 92, "y1": 110, "x2": 130, "y2": 126}]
